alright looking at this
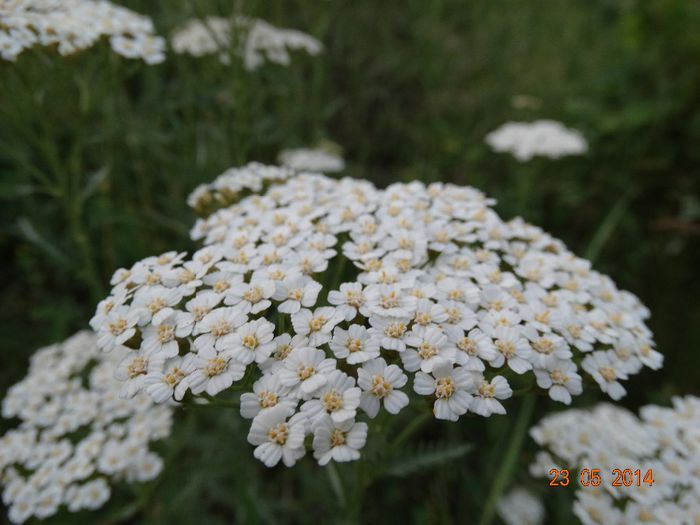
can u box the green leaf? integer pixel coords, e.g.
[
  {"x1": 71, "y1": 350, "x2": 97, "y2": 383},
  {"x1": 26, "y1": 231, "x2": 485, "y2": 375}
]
[
  {"x1": 81, "y1": 165, "x2": 110, "y2": 201},
  {"x1": 16, "y1": 216, "x2": 71, "y2": 268},
  {"x1": 382, "y1": 442, "x2": 473, "y2": 478}
]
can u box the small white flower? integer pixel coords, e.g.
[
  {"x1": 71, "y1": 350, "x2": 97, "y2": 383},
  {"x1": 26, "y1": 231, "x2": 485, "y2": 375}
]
[
  {"x1": 301, "y1": 370, "x2": 361, "y2": 426},
  {"x1": 327, "y1": 282, "x2": 371, "y2": 321},
  {"x1": 357, "y1": 358, "x2": 409, "y2": 418},
  {"x1": 144, "y1": 355, "x2": 195, "y2": 403},
  {"x1": 96, "y1": 306, "x2": 139, "y2": 352},
  {"x1": 225, "y1": 279, "x2": 276, "y2": 314},
  {"x1": 291, "y1": 307, "x2": 342, "y2": 346},
  {"x1": 414, "y1": 360, "x2": 473, "y2": 421},
  {"x1": 402, "y1": 325, "x2": 456, "y2": 373},
  {"x1": 277, "y1": 347, "x2": 336, "y2": 396},
  {"x1": 312, "y1": 417, "x2": 368, "y2": 466},
  {"x1": 367, "y1": 315, "x2": 412, "y2": 351},
  {"x1": 329, "y1": 324, "x2": 380, "y2": 364},
  {"x1": 193, "y1": 307, "x2": 247, "y2": 353},
  {"x1": 247, "y1": 406, "x2": 307, "y2": 467},
  {"x1": 115, "y1": 349, "x2": 156, "y2": 398},
  {"x1": 182, "y1": 347, "x2": 246, "y2": 396},
  {"x1": 365, "y1": 284, "x2": 417, "y2": 317},
  {"x1": 582, "y1": 351, "x2": 628, "y2": 400},
  {"x1": 217, "y1": 318, "x2": 276, "y2": 364},
  {"x1": 273, "y1": 275, "x2": 322, "y2": 314},
  {"x1": 468, "y1": 374, "x2": 511, "y2": 416},
  {"x1": 447, "y1": 327, "x2": 498, "y2": 370},
  {"x1": 490, "y1": 327, "x2": 533, "y2": 374},
  {"x1": 534, "y1": 358, "x2": 582, "y2": 405},
  {"x1": 240, "y1": 374, "x2": 297, "y2": 419}
]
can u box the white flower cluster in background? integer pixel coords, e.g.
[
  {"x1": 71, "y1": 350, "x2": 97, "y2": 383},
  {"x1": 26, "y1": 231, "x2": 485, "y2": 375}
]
[
  {"x1": 279, "y1": 147, "x2": 345, "y2": 173},
  {"x1": 92, "y1": 166, "x2": 659, "y2": 468},
  {"x1": 0, "y1": 0, "x2": 165, "y2": 63},
  {"x1": 0, "y1": 332, "x2": 173, "y2": 524},
  {"x1": 497, "y1": 488, "x2": 545, "y2": 525},
  {"x1": 530, "y1": 397, "x2": 700, "y2": 524},
  {"x1": 170, "y1": 16, "x2": 322, "y2": 70},
  {"x1": 187, "y1": 162, "x2": 294, "y2": 215},
  {"x1": 485, "y1": 120, "x2": 588, "y2": 161}
]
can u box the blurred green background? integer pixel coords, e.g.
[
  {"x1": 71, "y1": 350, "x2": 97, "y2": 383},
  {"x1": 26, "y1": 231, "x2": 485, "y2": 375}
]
[{"x1": 1, "y1": 0, "x2": 699, "y2": 523}]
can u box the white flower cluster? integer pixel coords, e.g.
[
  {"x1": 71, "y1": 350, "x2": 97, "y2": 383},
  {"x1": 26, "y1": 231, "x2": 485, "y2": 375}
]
[
  {"x1": 187, "y1": 162, "x2": 294, "y2": 215},
  {"x1": 0, "y1": 332, "x2": 172, "y2": 524},
  {"x1": 0, "y1": 0, "x2": 165, "y2": 63},
  {"x1": 92, "y1": 167, "x2": 659, "y2": 468},
  {"x1": 530, "y1": 397, "x2": 700, "y2": 524},
  {"x1": 485, "y1": 120, "x2": 588, "y2": 161},
  {"x1": 170, "y1": 16, "x2": 322, "y2": 70},
  {"x1": 497, "y1": 488, "x2": 545, "y2": 525},
  {"x1": 279, "y1": 148, "x2": 345, "y2": 173}
]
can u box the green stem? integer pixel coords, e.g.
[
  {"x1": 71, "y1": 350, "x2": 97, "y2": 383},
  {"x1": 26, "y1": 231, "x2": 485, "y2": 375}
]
[
  {"x1": 391, "y1": 410, "x2": 432, "y2": 448},
  {"x1": 584, "y1": 187, "x2": 635, "y2": 264},
  {"x1": 478, "y1": 394, "x2": 536, "y2": 525},
  {"x1": 326, "y1": 462, "x2": 346, "y2": 509}
]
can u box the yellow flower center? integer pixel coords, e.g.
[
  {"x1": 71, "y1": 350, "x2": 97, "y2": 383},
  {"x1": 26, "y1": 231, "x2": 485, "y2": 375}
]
[
  {"x1": 127, "y1": 357, "x2": 148, "y2": 378},
  {"x1": 478, "y1": 381, "x2": 495, "y2": 398},
  {"x1": 288, "y1": 288, "x2": 304, "y2": 301},
  {"x1": 267, "y1": 423, "x2": 288, "y2": 446},
  {"x1": 322, "y1": 390, "x2": 344, "y2": 412},
  {"x1": 380, "y1": 292, "x2": 400, "y2": 309},
  {"x1": 242, "y1": 334, "x2": 258, "y2": 349},
  {"x1": 533, "y1": 338, "x2": 554, "y2": 354},
  {"x1": 418, "y1": 342, "x2": 438, "y2": 360},
  {"x1": 213, "y1": 280, "x2": 230, "y2": 293},
  {"x1": 145, "y1": 273, "x2": 161, "y2": 285},
  {"x1": 244, "y1": 286, "x2": 263, "y2": 303},
  {"x1": 165, "y1": 367, "x2": 185, "y2": 386},
  {"x1": 457, "y1": 337, "x2": 477, "y2": 355},
  {"x1": 414, "y1": 312, "x2": 431, "y2": 325},
  {"x1": 447, "y1": 289, "x2": 463, "y2": 301},
  {"x1": 108, "y1": 319, "x2": 127, "y2": 336},
  {"x1": 259, "y1": 390, "x2": 279, "y2": 408},
  {"x1": 600, "y1": 366, "x2": 617, "y2": 382},
  {"x1": 210, "y1": 320, "x2": 232, "y2": 338},
  {"x1": 370, "y1": 375, "x2": 391, "y2": 398},
  {"x1": 384, "y1": 322, "x2": 406, "y2": 339},
  {"x1": 157, "y1": 324, "x2": 175, "y2": 343},
  {"x1": 274, "y1": 344, "x2": 291, "y2": 361},
  {"x1": 446, "y1": 308, "x2": 461, "y2": 324},
  {"x1": 496, "y1": 340, "x2": 515, "y2": 358},
  {"x1": 205, "y1": 357, "x2": 227, "y2": 377},
  {"x1": 330, "y1": 429, "x2": 346, "y2": 447},
  {"x1": 179, "y1": 269, "x2": 196, "y2": 283},
  {"x1": 535, "y1": 310, "x2": 551, "y2": 324},
  {"x1": 346, "y1": 338, "x2": 363, "y2": 353},
  {"x1": 550, "y1": 369, "x2": 568, "y2": 384},
  {"x1": 148, "y1": 298, "x2": 167, "y2": 314},
  {"x1": 568, "y1": 324, "x2": 582, "y2": 338},
  {"x1": 435, "y1": 377, "x2": 455, "y2": 399},
  {"x1": 344, "y1": 290, "x2": 363, "y2": 307},
  {"x1": 297, "y1": 365, "x2": 315, "y2": 381},
  {"x1": 308, "y1": 315, "x2": 326, "y2": 333}
]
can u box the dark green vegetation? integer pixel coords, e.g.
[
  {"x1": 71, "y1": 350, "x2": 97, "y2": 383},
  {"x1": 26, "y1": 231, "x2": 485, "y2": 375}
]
[{"x1": 1, "y1": 0, "x2": 699, "y2": 523}]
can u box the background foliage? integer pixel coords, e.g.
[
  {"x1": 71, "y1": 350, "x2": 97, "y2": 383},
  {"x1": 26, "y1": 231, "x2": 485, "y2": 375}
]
[{"x1": 1, "y1": 0, "x2": 699, "y2": 523}]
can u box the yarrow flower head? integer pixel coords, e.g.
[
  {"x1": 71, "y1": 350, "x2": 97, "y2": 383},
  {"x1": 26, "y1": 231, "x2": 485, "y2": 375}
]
[
  {"x1": 485, "y1": 120, "x2": 588, "y2": 161},
  {"x1": 92, "y1": 164, "x2": 659, "y2": 468},
  {"x1": 278, "y1": 147, "x2": 345, "y2": 173},
  {"x1": 497, "y1": 488, "x2": 545, "y2": 525},
  {"x1": 0, "y1": 332, "x2": 172, "y2": 524},
  {"x1": 530, "y1": 397, "x2": 700, "y2": 525},
  {"x1": 170, "y1": 16, "x2": 322, "y2": 70},
  {"x1": 0, "y1": 0, "x2": 165, "y2": 63}
]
